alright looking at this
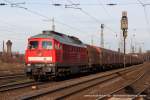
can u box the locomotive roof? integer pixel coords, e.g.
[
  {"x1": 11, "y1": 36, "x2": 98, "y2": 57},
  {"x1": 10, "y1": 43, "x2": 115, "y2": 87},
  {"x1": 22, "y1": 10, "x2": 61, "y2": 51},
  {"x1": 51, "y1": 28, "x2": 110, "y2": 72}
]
[{"x1": 30, "y1": 31, "x2": 86, "y2": 48}]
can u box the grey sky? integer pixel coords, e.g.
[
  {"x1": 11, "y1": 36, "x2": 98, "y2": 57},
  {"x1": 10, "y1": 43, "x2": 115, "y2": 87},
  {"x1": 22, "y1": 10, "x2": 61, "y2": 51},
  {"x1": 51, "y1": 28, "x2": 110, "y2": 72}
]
[{"x1": 0, "y1": 0, "x2": 150, "y2": 53}]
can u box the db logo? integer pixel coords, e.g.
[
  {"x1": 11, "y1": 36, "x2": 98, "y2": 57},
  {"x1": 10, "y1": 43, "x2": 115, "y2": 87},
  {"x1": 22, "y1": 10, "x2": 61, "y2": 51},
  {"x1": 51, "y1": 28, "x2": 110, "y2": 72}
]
[
  {"x1": 44, "y1": 58, "x2": 47, "y2": 61},
  {"x1": 37, "y1": 51, "x2": 42, "y2": 56}
]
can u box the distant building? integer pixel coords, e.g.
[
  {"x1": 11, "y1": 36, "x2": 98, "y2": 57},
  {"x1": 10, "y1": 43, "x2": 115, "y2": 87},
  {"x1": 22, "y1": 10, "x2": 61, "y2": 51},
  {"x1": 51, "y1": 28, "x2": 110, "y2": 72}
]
[{"x1": 6, "y1": 40, "x2": 12, "y2": 56}]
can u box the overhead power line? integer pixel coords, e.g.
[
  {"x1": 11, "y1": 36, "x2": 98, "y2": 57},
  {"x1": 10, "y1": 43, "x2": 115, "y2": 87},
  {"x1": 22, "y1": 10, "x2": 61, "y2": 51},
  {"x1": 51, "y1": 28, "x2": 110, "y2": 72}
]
[
  {"x1": 137, "y1": 0, "x2": 144, "y2": 6},
  {"x1": 15, "y1": 2, "x2": 150, "y2": 6},
  {"x1": 98, "y1": 0, "x2": 111, "y2": 17},
  {"x1": 2, "y1": 0, "x2": 86, "y2": 34},
  {"x1": 66, "y1": 0, "x2": 73, "y2": 4},
  {"x1": 137, "y1": 0, "x2": 150, "y2": 33},
  {"x1": 65, "y1": 0, "x2": 118, "y2": 34}
]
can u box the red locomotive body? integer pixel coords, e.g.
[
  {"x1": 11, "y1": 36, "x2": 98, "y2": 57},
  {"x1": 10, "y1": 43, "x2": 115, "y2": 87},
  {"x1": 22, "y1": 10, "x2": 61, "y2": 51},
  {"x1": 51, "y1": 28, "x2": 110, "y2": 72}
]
[
  {"x1": 25, "y1": 31, "x2": 88, "y2": 80},
  {"x1": 25, "y1": 30, "x2": 143, "y2": 81},
  {"x1": 25, "y1": 38, "x2": 54, "y2": 63}
]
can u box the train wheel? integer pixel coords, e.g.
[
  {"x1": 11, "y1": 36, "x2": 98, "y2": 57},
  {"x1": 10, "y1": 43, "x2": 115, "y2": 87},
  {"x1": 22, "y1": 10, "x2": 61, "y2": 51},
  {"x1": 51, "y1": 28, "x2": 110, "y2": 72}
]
[
  {"x1": 33, "y1": 75, "x2": 43, "y2": 81},
  {"x1": 33, "y1": 75, "x2": 39, "y2": 81}
]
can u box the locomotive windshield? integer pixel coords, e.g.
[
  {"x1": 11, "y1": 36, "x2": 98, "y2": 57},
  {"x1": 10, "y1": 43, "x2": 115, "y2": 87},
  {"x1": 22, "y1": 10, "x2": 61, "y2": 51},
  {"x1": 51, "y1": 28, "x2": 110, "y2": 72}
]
[
  {"x1": 28, "y1": 41, "x2": 38, "y2": 49},
  {"x1": 42, "y1": 41, "x2": 52, "y2": 49}
]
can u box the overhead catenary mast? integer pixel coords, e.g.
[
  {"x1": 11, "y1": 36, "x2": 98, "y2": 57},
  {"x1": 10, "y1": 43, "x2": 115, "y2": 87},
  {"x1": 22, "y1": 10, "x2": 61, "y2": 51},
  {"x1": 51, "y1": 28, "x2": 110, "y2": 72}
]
[
  {"x1": 101, "y1": 24, "x2": 104, "y2": 48},
  {"x1": 91, "y1": 35, "x2": 94, "y2": 46},
  {"x1": 2, "y1": 40, "x2": 5, "y2": 54},
  {"x1": 52, "y1": 17, "x2": 55, "y2": 31}
]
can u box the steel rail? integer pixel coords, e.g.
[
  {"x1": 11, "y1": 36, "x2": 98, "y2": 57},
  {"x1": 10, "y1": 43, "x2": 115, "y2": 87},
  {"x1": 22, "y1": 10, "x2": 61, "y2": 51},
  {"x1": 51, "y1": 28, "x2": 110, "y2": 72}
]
[
  {"x1": 0, "y1": 74, "x2": 25, "y2": 79},
  {"x1": 0, "y1": 81, "x2": 39, "y2": 92},
  {"x1": 132, "y1": 84, "x2": 150, "y2": 100},
  {"x1": 96, "y1": 68, "x2": 147, "y2": 100},
  {"x1": 55, "y1": 65, "x2": 143, "y2": 100},
  {"x1": 18, "y1": 65, "x2": 140, "y2": 100}
]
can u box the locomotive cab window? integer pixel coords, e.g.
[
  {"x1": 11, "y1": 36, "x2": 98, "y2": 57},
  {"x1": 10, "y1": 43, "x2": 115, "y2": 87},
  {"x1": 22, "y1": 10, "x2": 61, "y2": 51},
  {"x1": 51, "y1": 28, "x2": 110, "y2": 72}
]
[
  {"x1": 28, "y1": 41, "x2": 38, "y2": 49},
  {"x1": 42, "y1": 41, "x2": 52, "y2": 49}
]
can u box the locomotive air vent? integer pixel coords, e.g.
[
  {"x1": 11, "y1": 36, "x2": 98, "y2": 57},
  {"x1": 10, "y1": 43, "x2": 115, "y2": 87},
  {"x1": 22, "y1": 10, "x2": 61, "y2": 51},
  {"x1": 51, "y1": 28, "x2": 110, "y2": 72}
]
[
  {"x1": 43, "y1": 30, "x2": 51, "y2": 34},
  {"x1": 51, "y1": 31, "x2": 63, "y2": 36},
  {"x1": 69, "y1": 36, "x2": 82, "y2": 44}
]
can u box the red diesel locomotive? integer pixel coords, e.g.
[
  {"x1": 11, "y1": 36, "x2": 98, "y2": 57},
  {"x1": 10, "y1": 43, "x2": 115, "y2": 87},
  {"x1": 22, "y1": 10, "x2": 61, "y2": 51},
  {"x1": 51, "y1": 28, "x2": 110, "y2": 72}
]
[
  {"x1": 25, "y1": 31, "x2": 88, "y2": 80},
  {"x1": 25, "y1": 31, "x2": 143, "y2": 81}
]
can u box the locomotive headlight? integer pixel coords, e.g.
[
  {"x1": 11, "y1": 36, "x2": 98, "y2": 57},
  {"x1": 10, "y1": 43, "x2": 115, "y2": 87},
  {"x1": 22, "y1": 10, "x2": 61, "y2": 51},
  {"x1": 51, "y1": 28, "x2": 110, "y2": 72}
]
[
  {"x1": 47, "y1": 63, "x2": 54, "y2": 67},
  {"x1": 27, "y1": 64, "x2": 31, "y2": 66}
]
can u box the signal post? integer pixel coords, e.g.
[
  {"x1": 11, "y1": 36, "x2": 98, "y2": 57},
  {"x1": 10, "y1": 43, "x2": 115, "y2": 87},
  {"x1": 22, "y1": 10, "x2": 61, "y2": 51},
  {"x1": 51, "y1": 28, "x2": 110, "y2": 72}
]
[{"x1": 121, "y1": 11, "x2": 128, "y2": 68}]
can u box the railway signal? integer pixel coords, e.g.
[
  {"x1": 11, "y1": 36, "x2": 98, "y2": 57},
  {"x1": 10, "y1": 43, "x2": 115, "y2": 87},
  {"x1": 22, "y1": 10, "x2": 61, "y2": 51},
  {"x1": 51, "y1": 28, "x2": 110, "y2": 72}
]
[{"x1": 121, "y1": 11, "x2": 128, "y2": 68}]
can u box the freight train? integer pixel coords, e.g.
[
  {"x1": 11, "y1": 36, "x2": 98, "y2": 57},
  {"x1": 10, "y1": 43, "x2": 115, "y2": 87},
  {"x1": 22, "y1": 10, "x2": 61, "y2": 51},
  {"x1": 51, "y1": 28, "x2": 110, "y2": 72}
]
[{"x1": 25, "y1": 31, "x2": 143, "y2": 81}]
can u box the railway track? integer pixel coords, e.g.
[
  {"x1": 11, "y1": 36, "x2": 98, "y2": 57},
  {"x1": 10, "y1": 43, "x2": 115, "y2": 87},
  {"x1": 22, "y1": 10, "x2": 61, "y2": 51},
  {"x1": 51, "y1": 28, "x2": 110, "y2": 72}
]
[
  {"x1": 0, "y1": 69, "x2": 24, "y2": 76},
  {"x1": 0, "y1": 80, "x2": 37, "y2": 92},
  {"x1": 0, "y1": 74, "x2": 25, "y2": 79},
  {"x1": 96, "y1": 71, "x2": 146, "y2": 100},
  {"x1": 96, "y1": 85, "x2": 150, "y2": 100},
  {"x1": 0, "y1": 73, "x2": 39, "y2": 93},
  {"x1": 94, "y1": 64, "x2": 149, "y2": 100},
  {"x1": 0, "y1": 73, "x2": 27, "y2": 86},
  {"x1": 16, "y1": 64, "x2": 142, "y2": 100}
]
